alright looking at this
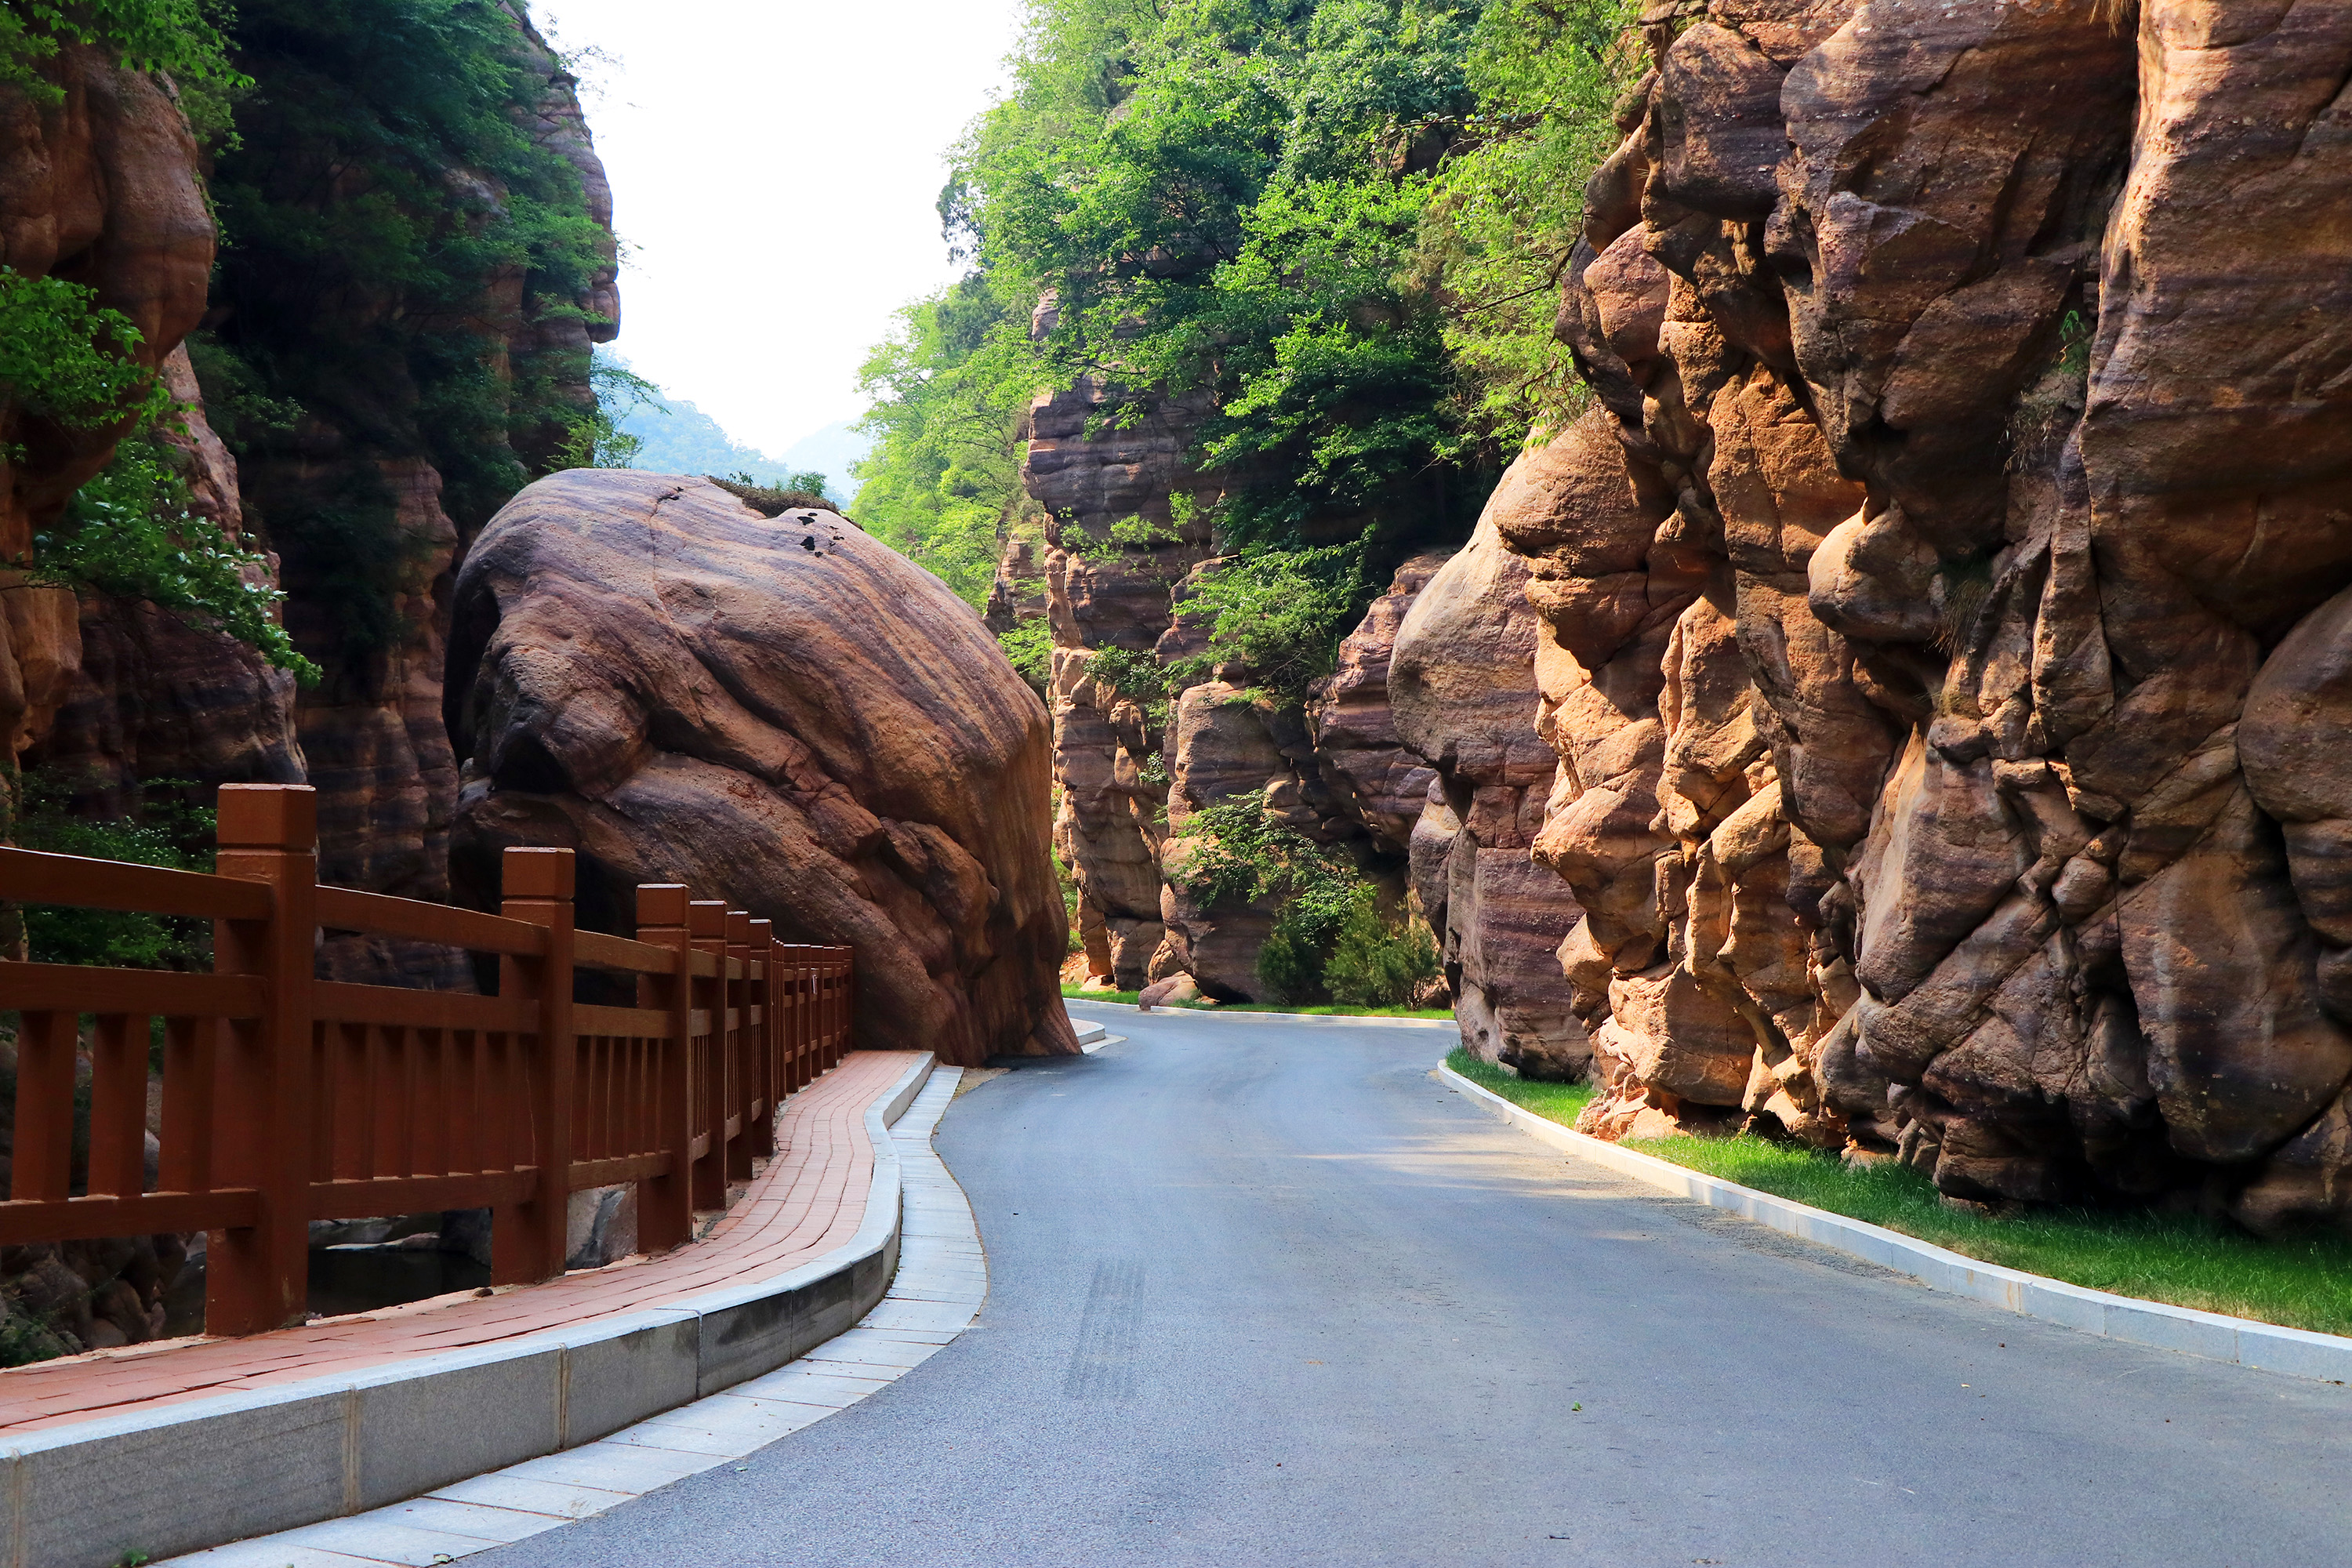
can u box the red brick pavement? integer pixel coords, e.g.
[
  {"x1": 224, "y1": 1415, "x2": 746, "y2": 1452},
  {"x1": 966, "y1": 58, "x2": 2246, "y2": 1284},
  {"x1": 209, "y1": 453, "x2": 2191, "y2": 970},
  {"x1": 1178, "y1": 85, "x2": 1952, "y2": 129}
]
[{"x1": 0, "y1": 1050, "x2": 913, "y2": 1438}]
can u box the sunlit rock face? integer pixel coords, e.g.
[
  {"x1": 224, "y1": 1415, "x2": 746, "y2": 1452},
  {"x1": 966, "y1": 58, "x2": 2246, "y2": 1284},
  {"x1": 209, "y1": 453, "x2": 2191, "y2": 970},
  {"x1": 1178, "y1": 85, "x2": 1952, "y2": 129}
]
[
  {"x1": 1384, "y1": 519, "x2": 1588, "y2": 1080},
  {"x1": 1502, "y1": 0, "x2": 2352, "y2": 1220},
  {"x1": 446, "y1": 470, "x2": 1080, "y2": 1068}
]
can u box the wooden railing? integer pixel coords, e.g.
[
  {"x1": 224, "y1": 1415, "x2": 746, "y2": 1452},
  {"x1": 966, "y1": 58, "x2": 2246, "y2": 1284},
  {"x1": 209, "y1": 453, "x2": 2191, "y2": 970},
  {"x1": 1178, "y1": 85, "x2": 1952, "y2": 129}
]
[{"x1": 0, "y1": 784, "x2": 853, "y2": 1336}]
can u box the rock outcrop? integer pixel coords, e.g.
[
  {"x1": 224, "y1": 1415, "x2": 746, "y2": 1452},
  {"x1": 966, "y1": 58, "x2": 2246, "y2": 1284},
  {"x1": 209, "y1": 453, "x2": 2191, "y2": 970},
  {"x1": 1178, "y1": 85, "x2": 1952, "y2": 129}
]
[
  {"x1": 1388, "y1": 517, "x2": 1588, "y2": 1079},
  {"x1": 1030, "y1": 380, "x2": 1214, "y2": 988},
  {"x1": 447, "y1": 470, "x2": 1079, "y2": 1068},
  {"x1": 0, "y1": 43, "x2": 219, "y2": 817},
  {"x1": 1499, "y1": 0, "x2": 2352, "y2": 1216},
  {"x1": 204, "y1": 2, "x2": 621, "y2": 984}
]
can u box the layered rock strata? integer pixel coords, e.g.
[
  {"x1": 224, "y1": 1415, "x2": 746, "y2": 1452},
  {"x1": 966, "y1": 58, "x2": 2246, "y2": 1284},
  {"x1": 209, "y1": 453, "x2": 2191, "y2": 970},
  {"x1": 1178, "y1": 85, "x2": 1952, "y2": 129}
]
[
  {"x1": 1029, "y1": 380, "x2": 1214, "y2": 988},
  {"x1": 447, "y1": 470, "x2": 1080, "y2": 1068},
  {"x1": 1504, "y1": 0, "x2": 2352, "y2": 1218},
  {"x1": 1388, "y1": 518, "x2": 1588, "y2": 1079}
]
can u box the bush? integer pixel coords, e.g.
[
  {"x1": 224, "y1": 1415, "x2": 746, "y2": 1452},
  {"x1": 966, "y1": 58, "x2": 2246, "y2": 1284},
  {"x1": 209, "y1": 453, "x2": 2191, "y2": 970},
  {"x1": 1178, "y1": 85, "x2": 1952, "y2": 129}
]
[
  {"x1": 31, "y1": 426, "x2": 317, "y2": 680},
  {"x1": 997, "y1": 617, "x2": 1053, "y2": 693},
  {"x1": 12, "y1": 773, "x2": 216, "y2": 971},
  {"x1": 1325, "y1": 894, "x2": 1440, "y2": 1007}
]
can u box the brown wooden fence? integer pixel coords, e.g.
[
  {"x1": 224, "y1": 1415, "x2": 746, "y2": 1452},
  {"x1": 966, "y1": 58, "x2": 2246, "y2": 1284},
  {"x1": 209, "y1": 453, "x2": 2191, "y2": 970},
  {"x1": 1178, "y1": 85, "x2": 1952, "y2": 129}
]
[{"x1": 0, "y1": 783, "x2": 852, "y2": 1336}]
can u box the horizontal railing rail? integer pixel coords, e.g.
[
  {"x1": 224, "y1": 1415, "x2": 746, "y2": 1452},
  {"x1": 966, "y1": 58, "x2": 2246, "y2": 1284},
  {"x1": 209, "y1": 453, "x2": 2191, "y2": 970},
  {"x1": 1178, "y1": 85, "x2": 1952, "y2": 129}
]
[{"x1": 0, "y1": 784, "x2": 854, "y2": 1337}]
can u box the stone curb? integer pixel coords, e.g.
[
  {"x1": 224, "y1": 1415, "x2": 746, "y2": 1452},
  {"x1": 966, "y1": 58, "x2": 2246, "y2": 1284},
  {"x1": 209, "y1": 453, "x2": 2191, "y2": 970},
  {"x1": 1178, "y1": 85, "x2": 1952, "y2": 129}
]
[
  {"x1": 1067, "y1": 1000, "x2": 1459, "y2": 1030},
  {"x1": 10, "y1": 1053, "x2": 936, "y2": 1568},
  {"x1": 1439, "y1": 1063, "x2": 2352, "y2": 1385}
]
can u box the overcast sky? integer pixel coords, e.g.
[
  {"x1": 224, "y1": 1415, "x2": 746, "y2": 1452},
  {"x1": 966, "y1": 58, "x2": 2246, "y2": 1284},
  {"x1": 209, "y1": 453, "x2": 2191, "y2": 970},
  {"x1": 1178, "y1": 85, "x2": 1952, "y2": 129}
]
[{"x1": 539, "y1": 0, "x2": 1028, "y2": 456}]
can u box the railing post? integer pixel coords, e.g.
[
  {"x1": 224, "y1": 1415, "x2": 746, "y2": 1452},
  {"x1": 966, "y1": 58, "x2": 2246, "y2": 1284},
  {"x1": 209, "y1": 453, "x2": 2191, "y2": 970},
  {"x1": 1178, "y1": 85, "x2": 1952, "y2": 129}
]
[
  {"x1": 688, "y1": 899, "x2": 729, "y2": 1211},
  {"x1": 209, "y1": 784, "x2": 318, "y2": 1336},
  {"x1": 636, "y1": 884, "x2": 694, "y2": 1253},
  {"x1": 746, "y1": 918, "x2": 776, "y2": 1159},
  {"x1": 497, "y1": 847, "x2": 575, "y2": 1284}
]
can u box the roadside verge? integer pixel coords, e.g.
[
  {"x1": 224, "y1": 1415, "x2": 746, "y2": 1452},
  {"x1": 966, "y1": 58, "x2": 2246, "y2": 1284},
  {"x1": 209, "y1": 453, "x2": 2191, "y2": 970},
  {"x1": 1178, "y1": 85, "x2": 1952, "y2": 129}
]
[
  {"x1": 11, "y1": 1052, "x2": 935, "y2": 1568},
  {"x1": 1439, "y1": 1062, "x2": 2352, "y2": 1385}
]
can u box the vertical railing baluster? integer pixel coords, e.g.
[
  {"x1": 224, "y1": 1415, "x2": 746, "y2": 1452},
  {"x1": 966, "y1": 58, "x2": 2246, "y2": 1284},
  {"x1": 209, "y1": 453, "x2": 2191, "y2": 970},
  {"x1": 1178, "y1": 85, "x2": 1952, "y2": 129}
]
[
  {"x1": 688, "y1": 899, "x2": 729, "y2": 1211},
  {"x1": 158, "y1": 1015, "x2": 212, "y2": 1196},
  {"x1": 11, "y1": 1010, "x2": 77, "y2": 1203},
  {"x1": 747, "y1": 919, "x2": 775, "y2": 1159},
  {"x1": 88, "y1": 1012, "x2": 149, "y2": 1198},
  {"x1": 636, "y1": 884, "x2": 694, "y2": 1252}
]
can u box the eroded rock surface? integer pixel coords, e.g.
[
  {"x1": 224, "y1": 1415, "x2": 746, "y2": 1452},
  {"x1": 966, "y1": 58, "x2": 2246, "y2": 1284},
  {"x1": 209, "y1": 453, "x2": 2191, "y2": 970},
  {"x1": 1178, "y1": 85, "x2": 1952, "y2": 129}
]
[
  {"x1": 447, "y1": 470, "x2": 1078, "y2": 1068},
  {"x1": 1498, "y1": 0, "x2": 2352, "y2": 1219},
  {"x1": 1389, "y1": 517, "x2": 1588, "y2": 1080}
]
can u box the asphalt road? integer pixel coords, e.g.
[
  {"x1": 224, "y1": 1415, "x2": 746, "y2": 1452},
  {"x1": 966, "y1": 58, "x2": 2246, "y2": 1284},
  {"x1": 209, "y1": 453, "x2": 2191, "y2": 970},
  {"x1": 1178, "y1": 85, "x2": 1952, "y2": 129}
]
[{"x1": 480, "y1": 1004, "x2": 2352, "y2": 1567}]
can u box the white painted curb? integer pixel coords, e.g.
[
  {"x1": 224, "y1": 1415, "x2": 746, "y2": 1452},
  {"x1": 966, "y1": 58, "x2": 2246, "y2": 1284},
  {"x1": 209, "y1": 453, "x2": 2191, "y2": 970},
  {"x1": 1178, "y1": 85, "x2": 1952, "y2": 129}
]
[
  {"x1": 9, "y1": 1054, "x2": 937, "y2": 1568},
  {"x1": 1439, "y1": 1063, "x2": 2352, "y2": 1385},
  {"x1": 1068, "y1": 999, "x2": 1459, "y2": 1030}
]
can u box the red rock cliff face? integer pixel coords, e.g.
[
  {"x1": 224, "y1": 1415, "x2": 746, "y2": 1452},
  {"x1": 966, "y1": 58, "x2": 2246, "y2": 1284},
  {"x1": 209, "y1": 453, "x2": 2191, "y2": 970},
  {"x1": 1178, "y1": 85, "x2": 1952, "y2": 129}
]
[
  {"x1": 1028, "y1": 379, "x2": 1214, "y2": 989},
  {"x1": 211, "y1": 9, "x2": 619, "y2": 984},
  {"x1": 0, "y1": 45, "x2": 219, "y2": 814},
  {"x1": 1504, "y1": 0, "x2": 2352, "y2": 1216}
]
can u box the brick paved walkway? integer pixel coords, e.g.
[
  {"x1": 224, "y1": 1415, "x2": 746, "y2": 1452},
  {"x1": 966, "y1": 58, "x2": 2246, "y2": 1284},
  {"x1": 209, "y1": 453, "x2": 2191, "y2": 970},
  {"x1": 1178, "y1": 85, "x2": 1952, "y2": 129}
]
[{"x1": 0, "y1": 1051, "x2": 911, "y2": 1438}]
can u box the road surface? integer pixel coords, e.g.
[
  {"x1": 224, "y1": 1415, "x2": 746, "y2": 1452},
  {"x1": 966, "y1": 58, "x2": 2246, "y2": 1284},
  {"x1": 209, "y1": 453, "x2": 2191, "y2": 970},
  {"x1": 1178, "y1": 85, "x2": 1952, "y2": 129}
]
[{"x1": 478, "y1": 1004, "x2": 2352, "y2": 1567}]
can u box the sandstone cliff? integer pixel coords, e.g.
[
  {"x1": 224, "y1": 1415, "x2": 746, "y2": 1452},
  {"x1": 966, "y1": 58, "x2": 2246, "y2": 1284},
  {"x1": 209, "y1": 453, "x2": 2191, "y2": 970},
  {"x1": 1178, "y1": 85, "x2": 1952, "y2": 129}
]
[
  {"x1": 1501, "y1": 0, "x2": 2352, "y2": 1218},
  {"x1": 1029, "y1": 379, "x2": 1213, "y2": 989},
  {"x1": 0, "y1": 43, "x2": 220, "y2": 822},
  {"x1": 448, "y1": 470, "x2": 1079, "y2": 1069}
]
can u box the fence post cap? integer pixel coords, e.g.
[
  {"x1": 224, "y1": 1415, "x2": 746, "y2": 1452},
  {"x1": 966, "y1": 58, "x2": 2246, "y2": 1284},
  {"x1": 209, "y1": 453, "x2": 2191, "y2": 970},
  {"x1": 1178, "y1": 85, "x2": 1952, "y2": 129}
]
[
  {"x1": 636, "y1": 884, "x2": 691, "y2": 927},
  {"x1": 688, "y1": 899, "x2": 729, "y2": 938},
  {"x1": 216, "y1": 784, "x2": 318, "y2": 851},
  {"x1": 725, "y1": 909, "x2": 752, "y2": 945},
  {"x1": 501, "y1": 845, "x2": 576, "y2": 900}
]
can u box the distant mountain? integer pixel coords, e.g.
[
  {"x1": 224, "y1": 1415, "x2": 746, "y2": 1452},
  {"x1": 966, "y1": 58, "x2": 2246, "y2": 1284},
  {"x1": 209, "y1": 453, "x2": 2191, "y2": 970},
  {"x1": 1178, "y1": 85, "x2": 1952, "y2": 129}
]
[
  {"x1": 613, "y1": 376, "x2": 795, "y2": 488},
  {"x1": 779, "y1": 420, "x2": 875, "y2": 508}
]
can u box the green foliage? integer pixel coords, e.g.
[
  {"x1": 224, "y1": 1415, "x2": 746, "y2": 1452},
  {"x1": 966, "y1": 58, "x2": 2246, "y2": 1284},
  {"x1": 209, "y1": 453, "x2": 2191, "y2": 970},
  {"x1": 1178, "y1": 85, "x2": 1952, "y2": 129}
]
[
  {"x1": 198, "y1": 0, "x2": 618, "y2": 660},
  {"x1": 29, "y1": 425, "x2": 317, "y2": 679},
  {"x1": 854, "y1": 274, "x2": 1044, "y2": 608},
  {"x1": 1324, "y1": 892, "x2": 1439, "y2": 1007},
  {"x1": 997, "y1": 616, "x2": 1054, "y2": 692},
  {"x1": 1450, "y1": 1048, "x2": 2352, "y2": 1338},
  {"x1": 1415, "y1": 0, "x2": 1643, "y2": 443},
  {"x1": 0, "y1": 0, "x2": 247, "y2": 142},
  {"x1": 1178, "y1": 786, "x2": 1434, "y2": 1003},
  {"x1": 12, "y1": 771, "x2": 216, "y2": 971},
  {"x1": 554, "y1": 352, "x2": 653, "y2": 470},
  {"x1": 1084, "y1": 644, "x2": 1171, "y2": 733},
  {"x1": 710, "y1": 473, "x2": 835, "y2": 516},
  {"x1": 1167, "y1": 543, "x2": 1365, "y2": 704},
  {"x1": 0, "y1": 267, "x2": 171, "y2": 436},
  {"x1": 859, "y1": 0, "x2": 1639, "y2": 703}
]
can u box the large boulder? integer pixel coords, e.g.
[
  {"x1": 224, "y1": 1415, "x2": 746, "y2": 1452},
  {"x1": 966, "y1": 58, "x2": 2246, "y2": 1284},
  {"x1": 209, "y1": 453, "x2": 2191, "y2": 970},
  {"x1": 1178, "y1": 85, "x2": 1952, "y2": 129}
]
[{"x1": 446, "y1": 470, "x2": 1079, "y2": 1067}]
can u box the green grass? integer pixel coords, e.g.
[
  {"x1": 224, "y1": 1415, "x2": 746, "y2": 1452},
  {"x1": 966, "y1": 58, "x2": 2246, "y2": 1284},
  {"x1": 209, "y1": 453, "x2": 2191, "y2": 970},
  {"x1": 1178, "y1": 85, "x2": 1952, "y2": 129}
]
[
  {"x1": 1445, "y1": 1049, "x2": 2352, "y2": 1338},
  {"x1": 1062, "y1": 983, "x2": 1450, "y2": 1020}
]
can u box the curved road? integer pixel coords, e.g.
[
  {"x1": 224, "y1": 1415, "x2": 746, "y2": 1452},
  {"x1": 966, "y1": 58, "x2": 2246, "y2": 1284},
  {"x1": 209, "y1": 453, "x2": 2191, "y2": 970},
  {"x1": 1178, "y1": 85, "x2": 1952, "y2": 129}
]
[{"x1": 481, "y1": 1005, "x2": 2352, "y2": 1567}]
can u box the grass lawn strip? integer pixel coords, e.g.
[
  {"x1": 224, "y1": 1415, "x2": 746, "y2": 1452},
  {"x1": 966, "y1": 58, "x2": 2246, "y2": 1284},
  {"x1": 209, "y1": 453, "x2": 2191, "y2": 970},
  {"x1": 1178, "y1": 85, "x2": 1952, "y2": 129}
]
[
  {"x1": 1063, "y1": 985, "x2": 1449, "y2": 1020},
  {"x1": 1446, "y1": 1050, "x2": 2352, "y2": 1339}
]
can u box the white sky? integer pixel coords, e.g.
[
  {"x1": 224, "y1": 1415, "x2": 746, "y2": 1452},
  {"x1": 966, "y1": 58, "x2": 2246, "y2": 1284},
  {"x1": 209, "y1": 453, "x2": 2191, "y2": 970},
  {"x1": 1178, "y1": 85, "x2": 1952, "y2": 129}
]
[{"x1": 539, "y1": 0, "x2": 1029, "y2": 455}]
